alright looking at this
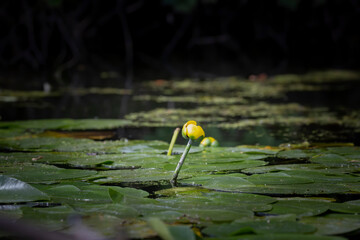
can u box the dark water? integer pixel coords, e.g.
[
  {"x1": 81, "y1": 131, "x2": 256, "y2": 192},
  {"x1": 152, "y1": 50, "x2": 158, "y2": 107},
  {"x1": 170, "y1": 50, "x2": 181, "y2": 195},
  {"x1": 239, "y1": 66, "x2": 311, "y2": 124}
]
[{"x1": 1, "y1": 78, "x2": 360, "y2": 147}]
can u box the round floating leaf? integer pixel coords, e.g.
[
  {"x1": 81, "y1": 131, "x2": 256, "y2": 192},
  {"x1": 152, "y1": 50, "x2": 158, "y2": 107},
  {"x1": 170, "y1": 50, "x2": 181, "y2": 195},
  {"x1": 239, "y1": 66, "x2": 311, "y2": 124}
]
[
  {"x1": 329, "y1": 201, "x2": 360, "y2": 213},
  {"x1": 181, "y1": 175, "x2": 348, "y2": 195},
  {"x1": 311, "y1": 154, "x2": 360, "y2": 169},
  {"x1": 180, "y1": 174, "x2": 255, "y2": 191},
  {"x1": 245, "y1": 172, "x2": 313, "y2": 185},
  {"x1": 234, "y1": 146, "x2": 279, "y2": 155},
  {"x1": 268, "y1": 199, "x2": 329, "y2": 217},
  {"x1": 0, "y1": 175, "x2": 49, "y2": 203},
  {"x1": 42, "y1": 184, "x2": 148, "y2": 204},
  {"x1": 20, "y1": 205, "x2": 75, "y2": 231},
  {"x1": 0, "y1": 163, "x2": 97, "y2": 183},
  {"x1": 203, "y1": 220, "x2": 316, "y2": 237},
  {"x1": 147, "y1": 217, "x2": 196, "y2": 240},
  {"x1": 72, "y1": 203, "x2": 139, "y2": 218},
  {"x1": 182, "y1": 208, "x2": 254, "y2": 222},
  {"x1": 242, "y1": 164, "x2": 352, "y2": 174},
  {"x1": 301, "y1": 214, "x2": 360, "y2": 235},
  {"x1": 277, "y1": 150, "x2": 309, "y2": 159},
  {"x1": 327, "y1": 147, "x2": 360, "y2": 156},
  {"x1": 202, "y1": 233, "x2": 347, "y2": 240},
  {"x1": 283, "y1": 170, "x2": 359, "y2": 183},
  {"x1": 43, "y1": 184, "x2": 112, "y2": 203}
]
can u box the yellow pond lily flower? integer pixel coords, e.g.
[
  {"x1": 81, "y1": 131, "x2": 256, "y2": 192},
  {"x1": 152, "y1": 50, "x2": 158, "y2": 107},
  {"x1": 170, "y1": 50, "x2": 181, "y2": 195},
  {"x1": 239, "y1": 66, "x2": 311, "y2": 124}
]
[
  {"x1": 200, "y1": 137, "x2": 219, "y2": 147},
  {"x1": 182, "y1": 120, "x2": 205, "y2": 141}
]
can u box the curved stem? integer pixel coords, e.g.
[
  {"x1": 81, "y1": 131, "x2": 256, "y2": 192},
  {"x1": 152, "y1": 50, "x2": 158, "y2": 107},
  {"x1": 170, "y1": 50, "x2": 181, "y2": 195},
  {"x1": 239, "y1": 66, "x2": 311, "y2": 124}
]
[
  {"x1": 170, "y1": 139, "x2": 192, "y2": 186},
  {"x1": 167, "y1": 127, "x2": 180, "y2": 156}
]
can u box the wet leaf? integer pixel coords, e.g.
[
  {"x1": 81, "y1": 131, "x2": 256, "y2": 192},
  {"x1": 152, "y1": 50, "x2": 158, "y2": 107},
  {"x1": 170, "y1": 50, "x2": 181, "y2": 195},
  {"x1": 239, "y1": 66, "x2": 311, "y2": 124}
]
[
  {"x1": 0, "y1": 163, "x2": 97, "y2": 183},
  {"x1": 277, "y1": 149, "x2": 309, "y2": 159},
  {"x1": 245, "y1": 172, "x2": 313, "y2": 185},
  {"x1": 180, "y1": 175, "x2": 348, "y2": 195},
  {"x1": 268, "y1": 199, "x2": 329, "y2": 217},
  {"x1": 147, "y1": 217, "x2": 196, "y2": 240},
  {"x1": 0, "y1": 175, "x2": 49, "y2": 203},
  {"x1": 203, "y1": 234, "x2": 347, "y2": 240},
  {"x1": 203, "y1": 220, "x2": 316, "y2": 236},
  {"x1": 20, "y1": 205, "x2": 75, "y2": 231},
  {"x1": 301, "y1": 214, "x2": 360, "y2": 235}
]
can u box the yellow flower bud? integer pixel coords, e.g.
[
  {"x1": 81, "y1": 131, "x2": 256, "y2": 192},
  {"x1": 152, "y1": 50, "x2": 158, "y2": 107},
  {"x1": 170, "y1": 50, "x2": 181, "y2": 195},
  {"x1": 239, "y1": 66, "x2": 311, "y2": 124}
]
[
  {"x1": 182, "y1": 120, "x2": 205, "y2": 141},
  {"x1": 200, "y1": 137, "x2": 219, "y2": 147}
]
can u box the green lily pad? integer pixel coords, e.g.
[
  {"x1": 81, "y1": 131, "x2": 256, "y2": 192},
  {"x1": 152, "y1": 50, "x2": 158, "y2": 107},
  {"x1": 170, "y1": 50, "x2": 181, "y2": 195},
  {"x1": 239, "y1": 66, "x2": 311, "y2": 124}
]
[
  {"x1": 39, "y1": 184, "x2": 149, "y2": 204},
  {"x1": 0, "y1": 175, "x2": 49, "y2": 203},
  {"x1": 326, "y1": 146, "x2": 360, "y2": 156},
  {"x1": 283, "y1": 170, "x2": 360, "y2": 183},
  {"x1": 310, "y1": 154, "x2": 360, "y2": 169},
  {"x1": 72, "y1": 203, "x2": 139, "y2": 218},
  {"x1": 242, "y1": 163, "x2": 353, "y2": 174},
  {"x1": 0, "y1": 163, "x2": 97, "y2": 183},
  {"x1": 147, "y1": 217, "x2": 196, "y2": 240},
  {"x1": 301, "y1": 214, "x2": 360, "y2": 235},
  {"x1": 156, "y1": 193, "x2": 273, "y2": 214},
  {"x1": 20, "y1": 205, "x2": 75, "y2": 231},
  {"x1": 234, "y1": 146, "x2": 279, "y2": 155},
  {"x1": 276, "y1": 149, "x2": 309, "y2": 159},
  {"x1": 329, "y1": 200, "x2": 360, "y2": 213},
  {"x1": 203, "y1": 220, "x2": 316, "y2": 236},
  {"x1": 180, "y1": 175, "x2": 349, "y2": 195},
  {"x1": 203, "y1": 234, "x2": 347, "y2": 240},
  {"x1": 245, "y1": 172, "x2": 313, "y2": 185},
  {"x1": 268, "y1": 199, "x2": 329, "y2": 217},
  {"x1": 0, "y1": 136, "x2": 173, "y2": 154}
]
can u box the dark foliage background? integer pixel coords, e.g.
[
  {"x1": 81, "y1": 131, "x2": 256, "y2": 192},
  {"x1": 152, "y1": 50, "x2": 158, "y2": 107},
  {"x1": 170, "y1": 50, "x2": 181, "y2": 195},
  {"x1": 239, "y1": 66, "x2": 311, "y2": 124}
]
[{"x1": 1, "y1": 0, "x2": 360, "y2": 86}]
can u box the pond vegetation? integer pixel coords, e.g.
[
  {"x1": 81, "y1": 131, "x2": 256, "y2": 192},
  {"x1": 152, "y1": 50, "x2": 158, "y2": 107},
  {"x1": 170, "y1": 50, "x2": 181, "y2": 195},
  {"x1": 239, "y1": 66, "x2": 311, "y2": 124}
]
[{"x1": 1, "y1": 70, "x2": 360, "y2": 239}]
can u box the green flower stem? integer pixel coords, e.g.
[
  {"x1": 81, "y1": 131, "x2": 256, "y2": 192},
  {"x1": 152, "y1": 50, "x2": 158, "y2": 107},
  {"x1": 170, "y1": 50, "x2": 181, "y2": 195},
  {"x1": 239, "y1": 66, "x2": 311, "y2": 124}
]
[
  {"x1": 170, "y1": 139, "x2": 192, "y2": 185},
  {"x1": 167, "y1": 127, "x2": 180, "y2": 156}
]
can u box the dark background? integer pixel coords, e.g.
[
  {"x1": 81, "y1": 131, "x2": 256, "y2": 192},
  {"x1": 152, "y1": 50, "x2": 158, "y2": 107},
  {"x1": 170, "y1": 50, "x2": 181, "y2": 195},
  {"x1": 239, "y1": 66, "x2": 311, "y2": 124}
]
[{"x1": 1, "y1": 0, "x2": 360, "y2": 88}]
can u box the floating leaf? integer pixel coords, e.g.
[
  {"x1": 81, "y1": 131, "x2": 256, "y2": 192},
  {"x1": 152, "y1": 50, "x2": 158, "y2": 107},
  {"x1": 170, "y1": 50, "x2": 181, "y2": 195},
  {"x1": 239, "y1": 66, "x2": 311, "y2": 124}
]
[
  {"x1": 20, "y1": 205, "x2": 75, "y2": 231},
  {"x1": 329, "y1": 200, "x2": 360, "y2": 213},
  {"x1": 301, "y1": 214, "x2": 360, "y2": 235},
  {"x1": 268, "y1": 199, "x2": 329, "y2": 217},
  {"x1": 147, "y1": 217, "x2": 196, "y2": 240},
  {"x1": 180, "y1": 175, "x2": 348, "y2": 195},
  {"x1": 0, "y1": 163, "x2": 97, "y2": 183},
  {"x1": 203, "y1": 220, "x2": 316, "y2": 236},
  {"x1": 203, "y1": 234, "x2": 347, "y2": 240},
  {"x1": 72, "y1": 203, "x2": 139, "y2": 218},
  {"x1": 245, "y1": 172, "x2": 313, "y2": 185},
  {"x1": 277, "y1": 150, "x2": 309, "y2": 159},
  {"x1": 0, "y1": 175, "x2": 49, "y2": 203}
]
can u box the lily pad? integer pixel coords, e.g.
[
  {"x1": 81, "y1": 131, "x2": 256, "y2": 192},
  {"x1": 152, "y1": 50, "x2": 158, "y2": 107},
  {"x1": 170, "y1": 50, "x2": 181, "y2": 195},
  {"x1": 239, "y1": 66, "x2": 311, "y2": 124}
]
[
  {"x1": 203, "y1": 234, "x2": 347, "y2": 240},
  {"x1": 276, "y1": 149, "x2": 309, "y2": 159},
  {"x1": 20, "y1": 205, "x2": 75, "y2": 231},
  {"x1": 0, "y1": 163, "x2": 97, "y2": 183},
  {"x1": 268, "y1": 199, "x2": 329, "y2": 217},
  {"x1": 310, "y1": 154, "x2": 360, "y2": 169},
  {"x1": 202, "y1": 220, "x2": 316, "y2": 236},
  {"x1": 245, "y1": 172, "x2": 313, "y2": 185},
  {"x1": 301, "y1": 214, "x2": 360, "y2": 235},
  {"x1": 147, "y1": 217, "x2": 196, "y2": 240},
  {"x1": 180, "y1": 175, "x2": 349, "y2": 195},
  {"x1": 39, "y1": 184, "x2": 149, "y2": 204},
  {"x1": 0, "y1": 175, "x2": 49, "y2": 203},
  {"x1": 329, "y1": 200, "x2": 360, "y2": 213}
]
